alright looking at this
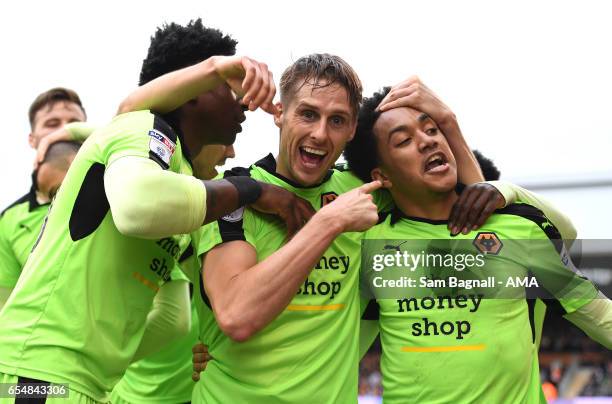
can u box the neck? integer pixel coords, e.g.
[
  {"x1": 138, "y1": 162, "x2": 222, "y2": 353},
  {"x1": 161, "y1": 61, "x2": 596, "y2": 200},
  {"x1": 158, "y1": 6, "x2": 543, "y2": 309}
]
[
  {"x1": 35, "y1": 190, "x2": 50, "y2": 205},
  {"x1": 390, "y1": 187, "x2": 458, "y2": 221},
  {"x1": 178, "y1": 122, "x2": 208, "y2": 162},
  {"x1": 275, "y1": 153, "x2": 297, "y2": 182}
]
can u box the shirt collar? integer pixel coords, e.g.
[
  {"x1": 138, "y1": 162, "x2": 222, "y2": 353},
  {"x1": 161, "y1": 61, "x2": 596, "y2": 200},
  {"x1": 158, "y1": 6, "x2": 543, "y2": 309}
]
[{"x1": 254, "y1": 153, "x2": 334, "y2": 189}]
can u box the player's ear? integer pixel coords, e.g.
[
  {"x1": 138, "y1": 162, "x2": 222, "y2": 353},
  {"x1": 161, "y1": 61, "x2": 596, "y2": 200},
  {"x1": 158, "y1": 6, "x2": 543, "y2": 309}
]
[
  {"x1": 28, "y1": 132, "x2": 36, "y2": 148},
  {"x1": 371, "y1": 167, "x2": 392, "y2": 188},
  {"x1": 273, "y1": 102, "x2": 283, "y2": 128}
]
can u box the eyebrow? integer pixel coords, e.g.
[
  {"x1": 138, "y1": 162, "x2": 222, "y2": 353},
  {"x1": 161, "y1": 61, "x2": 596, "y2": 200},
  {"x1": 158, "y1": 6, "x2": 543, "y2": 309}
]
[
  {"x1": 387, "y1": 125, "x2": 410, "y2": 142},
  {"x1": 386, "y1": 113, "x2": 433, "y2": 142},
  {"x1": 418, "y1": 113, "x2": 431, "y2": 123},
  {"x1": 298, "y1": 101, "x2": 350, "y2": 116}
]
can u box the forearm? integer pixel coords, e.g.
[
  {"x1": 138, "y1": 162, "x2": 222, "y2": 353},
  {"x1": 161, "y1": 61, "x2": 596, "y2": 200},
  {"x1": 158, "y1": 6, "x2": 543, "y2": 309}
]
[
  {"x1": 441, "y1": 119, "x2": 483, "y2": 184},
  {"x1": 202, "y1": 179, "x2": 243, "y2": 225},
  {"x1": 118, "y1": 57, "x2": 223, "y2": 114},
  {"x1": 132, "y1": 280, "x2": 191, "y2": 362},
  {"x1": 564, "y1": 294, "x2": 612, "y2": 349},
  {"x1": 488, "y1": 181, "x2": 577, "y2": 240},
  {"x1": 65, "y1": 122, "x2": 97, "y2": 142},
  {"x1": 208, "y1": 214, "x2": 343, "y2": 341}
]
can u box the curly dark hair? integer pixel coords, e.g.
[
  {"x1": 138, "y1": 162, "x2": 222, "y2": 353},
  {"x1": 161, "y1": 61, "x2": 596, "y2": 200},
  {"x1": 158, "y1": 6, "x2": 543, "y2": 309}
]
[
  {"x1": 343, "y1": 87, "x2": 391, "y2": 183},
  {"x1": 139, "y1": 19, "x2": 237, "y2": 86},
  {"x1": 472, "y1": 149, "x2": 501, "y2": 180}
]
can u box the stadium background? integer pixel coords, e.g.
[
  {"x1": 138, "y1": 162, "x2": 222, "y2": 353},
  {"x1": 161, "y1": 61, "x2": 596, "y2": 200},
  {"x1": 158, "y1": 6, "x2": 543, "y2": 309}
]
[{"x1": 1, "y1": 1, "x2": 610, "y2": 402}]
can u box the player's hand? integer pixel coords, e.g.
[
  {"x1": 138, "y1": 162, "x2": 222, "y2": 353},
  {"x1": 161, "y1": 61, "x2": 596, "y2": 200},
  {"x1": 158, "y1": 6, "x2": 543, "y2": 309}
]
[
  {"x1": 192, "y1": 342, "x2": 212, "y2": 382},
  {"x1": 251, "y1": 183, "x2": 316, "y2": 239},
  {"x1": 213, "y1": 55, "x2": 277, "y2": 115},
  {"x1": 318, "y1": 181, "x2": 382, "y2": 233},
  {"x1": 34, "y1": 127, "x2": 72, "y2": 169},
  {"x1": 448, "y1": 183, "x2": 505, "y2": 235},
  {"x1": 377, "y1": 76, "x2": 456, "y2": 130}
]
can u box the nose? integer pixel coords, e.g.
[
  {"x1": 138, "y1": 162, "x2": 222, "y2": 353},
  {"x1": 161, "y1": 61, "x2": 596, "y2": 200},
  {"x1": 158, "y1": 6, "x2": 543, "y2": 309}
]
[
  {"x1": 225, "y1": 145, "x2": 236, "y2": 159},
  {"x1": 417, "y1": 131, "x2": 437, "y2": 153},
  {"x1": 309, "y1": 120, "x2": 328, "y2": 143}
]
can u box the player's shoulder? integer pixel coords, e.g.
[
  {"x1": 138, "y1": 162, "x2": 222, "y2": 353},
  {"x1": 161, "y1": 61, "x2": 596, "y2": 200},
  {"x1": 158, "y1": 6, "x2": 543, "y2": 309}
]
[
  {"x1": 100, "y1": 110, "x2": 177, "y2": 143},
  {"x1": 331, "y1": 163, "x2": 364, "y2": 190},
  {"x1": 1, "y1": 192, "x2": 32, "y2": 218},
  {"x1": 493, "y1": 203, "x2": 561, "y2": 239}
]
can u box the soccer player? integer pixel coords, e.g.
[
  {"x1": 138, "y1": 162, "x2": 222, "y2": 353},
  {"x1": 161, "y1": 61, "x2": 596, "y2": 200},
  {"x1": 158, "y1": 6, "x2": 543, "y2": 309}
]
[
  {"x1": 128, "y1": 53, "x2": 580, "y2": 403},
  {"x1": 26, "y1": 88, "x2": 87, "y2": 151},
  {"x1": 0, "y1": 141, "x2": 80, "y2": 310},
  {"x1": 345, "y1": 86, "x2": 612, "y2": 403},
  {"x1": 0, "y1": 20, "x2": 314, "y2": 403},
  {"x1": 0, "y1": 89, "x2": 87, "y2": 306},
  {"x1": 110, "y1": 144, "x2": 235, "y2": 404}
]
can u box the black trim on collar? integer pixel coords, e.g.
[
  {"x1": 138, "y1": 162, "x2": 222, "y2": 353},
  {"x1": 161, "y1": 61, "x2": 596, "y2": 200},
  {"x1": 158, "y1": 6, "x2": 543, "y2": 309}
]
[
  {"x1": 1, "y1": 192, "x2": 30, "y2": 216},
  {"x1": 390, "y1": 208, "x2": 450, "y2": 225},
  {"x1": 27, "y1": 182, "x2": 42, "y2": 212},
  {"x1": 253, "y1": 153, "x2": 334, "y2": 189},
  {"x1": 28, "y1": 171, "x2": 42, "y2": 211}
]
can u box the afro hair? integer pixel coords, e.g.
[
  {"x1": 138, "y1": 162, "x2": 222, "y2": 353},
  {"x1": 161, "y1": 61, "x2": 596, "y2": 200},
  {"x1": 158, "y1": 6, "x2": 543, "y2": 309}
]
[
  {"x1": 472, "y1": 149, "x2": 501, "y2": 180},
  {"x1": 139, "y1": 19, "x2": 237, "y2": 86},
  {"x1": 343, "y1": 87, "x2": 391, "y2": 183}
]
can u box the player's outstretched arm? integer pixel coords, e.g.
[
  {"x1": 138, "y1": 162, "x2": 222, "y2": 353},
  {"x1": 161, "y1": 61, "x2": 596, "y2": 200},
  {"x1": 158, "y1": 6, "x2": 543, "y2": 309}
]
[
  {"x1": 131, "y1": 279, "x2": 191, "y2": 362},
  {"x1": 203, "y1": 181, "x2": 382, "y2": 342},
  {"x1": 377, "y1": 76, "x2": 484, "y2": 185},
  {"x1": 483, "y1": 181, "x2": 577, "y2": 240},
  {"x1": 564, "y1": 294, "x2": 612, "y2": 349},
  {"x1": 117, "y1": 55, "x2": 277, "y2": 116},
  {"x1": 35, "y1": 122, "x2": 97, "y2": 168},
  {"x1": 105, "y1": 157, "x2": 312, "y2": 239}
]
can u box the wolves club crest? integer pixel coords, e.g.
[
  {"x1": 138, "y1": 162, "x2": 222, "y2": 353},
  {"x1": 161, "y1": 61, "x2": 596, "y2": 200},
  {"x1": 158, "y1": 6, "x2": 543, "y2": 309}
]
[{"x1": 473, "y1": 232, "x2": 503, "y2": 255}]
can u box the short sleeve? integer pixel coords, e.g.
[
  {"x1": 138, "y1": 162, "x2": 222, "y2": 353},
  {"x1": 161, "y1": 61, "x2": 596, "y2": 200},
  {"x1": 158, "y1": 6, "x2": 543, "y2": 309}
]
[
  {"x1": 103, "y1": 112, "x2": 181, "y2": 172},
  {"x1": 196, "y1": 207, "x2": 260, "y2": 259}
]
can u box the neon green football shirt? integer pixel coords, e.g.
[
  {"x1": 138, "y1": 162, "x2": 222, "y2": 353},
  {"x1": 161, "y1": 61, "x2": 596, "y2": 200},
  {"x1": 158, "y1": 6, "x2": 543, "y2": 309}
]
[
  {"x1": 194, "y1": 154, "x2": 376, "y2": 404},
  {"x1": 0, "y1": 110, "x2": 193, "y2": 402},
  {"x1": 0, "y1": 190, "x2": 48, "y2": 288},
  {"x1": 360, "y1": 204, "x2": 599, "y2": 404}
]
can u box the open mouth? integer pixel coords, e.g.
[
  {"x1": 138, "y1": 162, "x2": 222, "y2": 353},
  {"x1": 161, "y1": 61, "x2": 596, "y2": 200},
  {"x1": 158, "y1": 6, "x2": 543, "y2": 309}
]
[
  {"x1": 423, "y1": 152, "x2": 449, "y2": 173},
  {"x1": 299, "y1": 146, "x2": 328, "y2": 168}
]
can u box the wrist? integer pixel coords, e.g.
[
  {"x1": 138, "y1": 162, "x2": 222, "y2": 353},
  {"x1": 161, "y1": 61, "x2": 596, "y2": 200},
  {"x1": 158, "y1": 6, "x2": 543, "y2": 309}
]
[
  {"x1": 435, "y1": 110, "x2": 458, "y2": 131},
  {"x1": 208, "y1": 56, "x2": 227, "y2": 86},
  {"x1": 312, "y1": 207, "x2": 345, "y2": 237},
  {"x1": 225, "y1": 176, "x2": 262, "y2": 206}
]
